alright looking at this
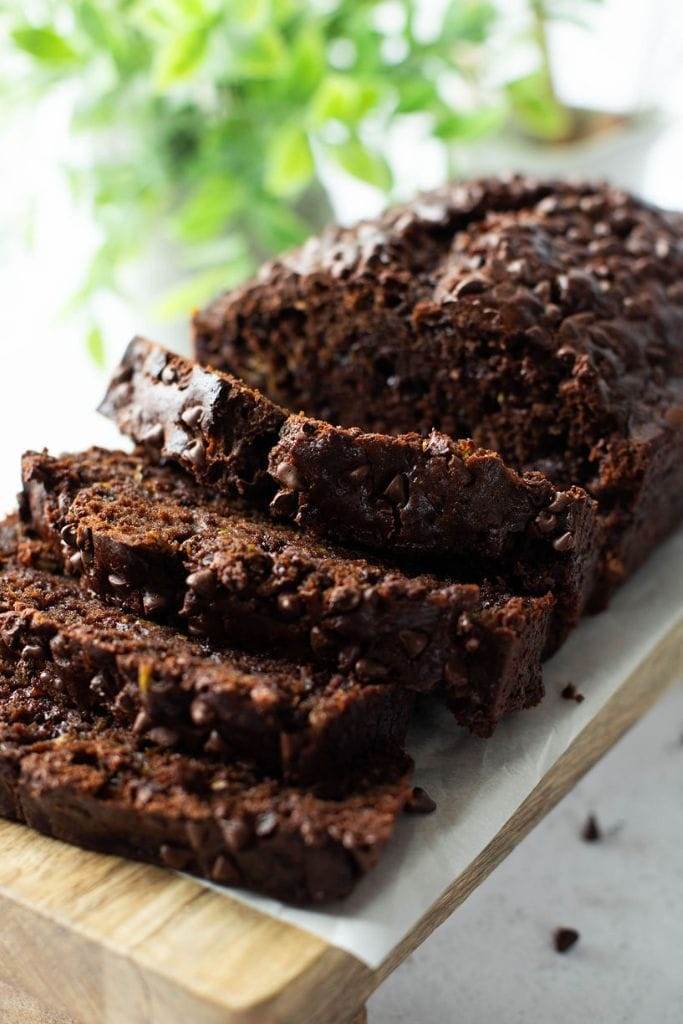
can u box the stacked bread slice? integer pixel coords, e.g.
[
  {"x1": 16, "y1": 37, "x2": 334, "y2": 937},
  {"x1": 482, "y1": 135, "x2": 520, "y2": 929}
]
[{"x1": 3, "y1": 176, "x2": 681, "y2": 904}]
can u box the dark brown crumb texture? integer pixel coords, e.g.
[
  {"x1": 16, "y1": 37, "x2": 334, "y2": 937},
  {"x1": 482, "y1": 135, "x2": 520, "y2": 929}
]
[
  {"x1": 98, "y1": 336, "x2": 598, "y2": 640},
  {"x1": 19, "y1": 451, "x2": 553, "y2": 737},
  {"x1": 0, "y1": 660, "x2": 412, "y2": 904},
  {"x1": 194, "y1": 175, "x2": 683, "y2": 607}
]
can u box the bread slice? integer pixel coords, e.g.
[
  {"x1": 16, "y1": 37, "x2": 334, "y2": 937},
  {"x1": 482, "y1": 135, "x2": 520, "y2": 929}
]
[
  {"x1": 98, "y1": 337, "x2": 597, "y2": 639},
  {"x1": 20, "y1": 451, "x2": 553, "y2": 737}
]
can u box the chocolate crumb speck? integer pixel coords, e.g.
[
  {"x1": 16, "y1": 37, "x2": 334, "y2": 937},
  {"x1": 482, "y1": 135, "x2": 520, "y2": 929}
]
[
  {"x1": 554, "y1": 927, "x2": 580, "y2": 953},
  {"x1": 582, "y1": 814, "x2": 602, "y2": 842},
  {"x1": 561, "y1": 683, "x2": 585, "y2": 703},
  {"x1": 405, "y1": 786, "x2": 437, "y2": 815}
]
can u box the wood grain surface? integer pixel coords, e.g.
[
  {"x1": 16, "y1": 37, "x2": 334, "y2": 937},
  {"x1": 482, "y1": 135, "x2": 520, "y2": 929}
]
[{"x1": 1, "y1": 617, "x2": 681, "y2": 1024}]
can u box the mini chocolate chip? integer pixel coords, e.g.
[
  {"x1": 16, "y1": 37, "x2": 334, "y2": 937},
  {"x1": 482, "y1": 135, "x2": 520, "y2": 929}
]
[
  {"x1": 273, "y1": 460, "x2": 302, "y2": 490},
  {"x1": 161, "y1": 363, "x2": 178, "y2": 384},
  {"x1": 180, "y1": 405, "x2": 204, "y2": 429},
  {"x1": 553, "y1": 532, "x2": 575, "y2": 552},
  {"x1": 348, "y1": 464, "x2": 370, "y2": 484},
  {"x1": 535, "y1": 511, "x2": 557, "y2": 533},
  {"x1": 191, "y1": 697, "x2": 214, "y2": 727},
  {"x1": 443, "y1": 657, "x2": 467, "y2": 691},
  {"x1": 277, "y1": 592, "x2": 302, "y2": 618},
  {"x1": 108, "y1": 573, "x2": 127, "y2": 590},
  {"x1": 582, "y1": 814, "x2": 602, "y2": 842},
  {"x1": 547, "y1": 491, "x2": 570, "y2": 513},
  {"x1": 383, "y1": 473, "x2": 408, "y2": 506},
  {"x1": 142, "y1": 591, "x2": 167, "y2": 616},
  {"x1": 211, "y1": 855, "x2": 240, "y2": 885},
  {"x1": 184, "y1": 438, "x2": 205, "y2": 468},
  {"x1": 254, "y1": 811, "x2": 278, "y2": 837},
  {"x1": 21, "y1": 644, "x2": 44, "y2": 662},
  {"x1": 140, "y1": 423, "x2": 164, "y2": 446},
  {"x1": 398, "y1": 629, "x2": 429, "y2": 658},
  {"x1": 160, "y1": 844, "x2": 192, "y2": 870},
  {"x1": 147, "y1": 726, "x2": 179, "y2": 748},
  {"x1": 457, "y1": 612, "x2": 474, "y2": 635},
  {"x1": 327, "y1": 585, "x2": 361, "y2": 613},
  {"x1": 204, "y1": 730, "x2": 227, "y2": 755},
  {"x1": 60, "y1": 524, "x2": 76, "y2": 546},
  {"x1": 310, "y1": 626, "x2": 330, "y2": 653},
  {"x1": 553, "y1": 927, "x2": 579, "y2": 953},
  {"x1": 561, "y1": 683, "x2": 585, "y2": 703},
  {"x1": 405, "y1": 786, "x2": 437, "y2": 814},
  {"x1": 219, "y1": 818, "x2": 252, "y2": 852},
  {"x1": 453, "y1": 274, "x2": 488, "y2": 297},
  {"x1": 186, "y1": 568, "x2": 215, "y2": 595},
  {"x1": 68, "y1": 551, "x2": 84, "y2": 574},
  {"x1": 89, "y1": 674, "x2": 107, "y2": 698},
  {"x1": 355, "y1": 658, "x2": 388, "y2": 681},
  {"x1": 133, "y1": 710, "x2": 150, "y2": 734},
  {"x1": 465, "y1": 637, "x2": 480, "y2": 653}
]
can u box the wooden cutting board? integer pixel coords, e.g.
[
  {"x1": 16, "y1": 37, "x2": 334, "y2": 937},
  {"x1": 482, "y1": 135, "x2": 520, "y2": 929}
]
[{"x1": 0, "y1": 616, "x2": 681, "y2": 1024}]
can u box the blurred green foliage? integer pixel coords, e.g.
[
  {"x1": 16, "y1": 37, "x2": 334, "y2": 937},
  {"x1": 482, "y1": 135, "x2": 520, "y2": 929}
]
[{"x1": 4, "y1": 0, "x2": 597, "y2": 339}]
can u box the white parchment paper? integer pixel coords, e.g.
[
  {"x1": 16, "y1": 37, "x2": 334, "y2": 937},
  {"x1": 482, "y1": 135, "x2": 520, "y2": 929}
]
[{"x1": 195, "y1": 526, "x2": 683, "y2": 969}]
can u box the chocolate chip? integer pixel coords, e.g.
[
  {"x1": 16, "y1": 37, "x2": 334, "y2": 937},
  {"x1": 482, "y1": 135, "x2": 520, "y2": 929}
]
[
  {"x1": 561, "y1": 683, "x2": 584, "y2": 703},
  {"x1": 443, "y1": 657, "x2": 467, "y2": 690},
  {"x1": 535, "y1": 511, "x2": 557, "y2": 533},
  {"x1": 89, "y1": 674, "x2": 107, "y2": 698},
  {"x1": 465, "y1": 637, "x2": 480, "y2": 653},
  {"x1": 161, "y1": 363, "x2": 178, "y2": 384},
  {"x1": 405, "y1": 786, "x2": 437, "y2": 814},
  {"x1": 140, "y1": 423, "x2": 164, "y2": 446},
  {"x1": 327, "y1": 586, "x2": 361, "y2": 613},
  {"x1": 160, "y1": 844, "x2": 192, "y2": 870},
  {"x1": 553, "y1": 531, "x2": 575, "y2": 552},
  {"x1": 383, "y1": 473, "x2": 408, "y2": 505},
  {"x1": 398, "y1": 629, "x2": 429, "y2": 658},
  {"x1": 142, "y1": 591, "x2": 167, "y2": 616},
  {"x1": 60, "y1": 524, "x2": 76, "y2": 546},
  {"x1": 190, "y1": 697, "x2": 214, "y2": 727},
  {"x1": 211, "y1": 855, "x2": 240, "y2": 885},
  {"x1": 204, "y1": 730, "x2": 227, "y2": 755},
  {"x1": 254, "y1": 811, "x2": 278, "y2": 837},
  {"x1": 133, "y1": 710, "x2": 151, "y2": 734},
  {"x1": 147, "y1": 726, "x2": 179, "y2": 748},
  {"x1": 453, "y1": 274, "x2": 488, "y2": 297},
  {"x1": 67, "y1": 551, "x2": 84, "y2": 574},
  {"x1": 21, "y1": 644, "x2": 44, "y2": 662},
  {"x1": 180, "y1": 405, "x2": 204, "y2": 429},
  {"x1": 310, "y1": 626, "x2": 330, "y2": 653},
  {"x1": 582, "y1": 814, "x2": 602, "y2": 842},
  {"x1": 355, "y1": 658, "x2": 388, "y2": 681},
  {"x1": 547, "y1": 491, "x2": 570, "y2": 513},
  {"x1": 108, "y1": 573, "x2": 127, "y2": 590},
  {"x1": 348, "y1": 464, "x2": 370, "y2": 484},
  {"x1": 277, "y1": 592, "x2": 302, "y2": 618},
  {"x1": 269, "y1": 489, "x2": 298, "y2": 518},
  {"x1": 219, "y1": 818, "x2": 252, "y2": 852},
  {"x1": 553, "y1": 927, "x2": 579, "y2": 953},
  {"x1": 273, "y1": 460, "x2": 302, "y2": 490},
  {"x1": 186, "y1": 568, "x2": 215, "y2": 595},
  {"x1": 184, "y1": 439, "x2": 205, "y2": 468}
]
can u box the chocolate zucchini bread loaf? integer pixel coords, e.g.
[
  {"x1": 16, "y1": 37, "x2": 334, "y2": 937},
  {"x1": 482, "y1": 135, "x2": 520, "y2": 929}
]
[
  {"x1": 20, "y1": 451, "x2": 553, "y2": 737},
  {"x1": 0, "y1": 565, "x2": 410, "y2": 785},
  {"x1": 194, "y1": 176, "x2": 683, "y2": 605},
  {"x1": 99, "y1": 337, "x2": 597, "y2": 636},
  {"x1": 0, "y1": 661, "x2": 412, "y2": 904}
]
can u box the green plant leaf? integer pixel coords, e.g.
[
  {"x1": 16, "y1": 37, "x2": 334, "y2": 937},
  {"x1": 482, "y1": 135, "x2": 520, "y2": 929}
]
[
  {"x1": 395, "y1": 78, "x2": 439, "y2": 114},
  {"x1": 289, "y1": 25, "x2": 326, "y2": 97},
  {"x1": 154, "y1": 26, "x2": 209, "y2": 87},
  {"x1": 434, "y1": 105, "x2": 504, "y2": 141},
  {"x1": 237, "y1": 28, "x2": 288, "y2": 78},
  {"x1": 310, "y1": 74, "x2": 380, "y2": 125},
  {"x1": 442, "y1": 0, "x2": 498, "y2": 44},
  {"x1": 329, "y1": 139, "x2": 392, "y2": 190},
  {"x1": 506, "y1": 70, "x2": 574, "y2": 142},
  {"x1": 251, "y1": 201, "x2": 311, "y2": 253},
  {"x1": 231, "y1": 0, "x2": 270, "y2": 32},
  {"x1": 156, "y1": 261, "x2": 252, "y2": 318},
  {"x1": 264, "y1": 124, "x2": 314, "y2": 197},
  {"x1": 86, "y1": 325, "x2": 106, "y2": 368},
  {"x1": 11, "y1": 26, "x2": 78, "y2": 66},
  {"x1": 174, "y1": 175, "x2": 242, "y2": 241}
]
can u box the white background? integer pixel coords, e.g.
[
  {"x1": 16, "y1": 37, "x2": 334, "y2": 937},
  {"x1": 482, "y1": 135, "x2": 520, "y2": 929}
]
[{"x1": 1, "y1": 2, "x2": 682, "y2": 1021}]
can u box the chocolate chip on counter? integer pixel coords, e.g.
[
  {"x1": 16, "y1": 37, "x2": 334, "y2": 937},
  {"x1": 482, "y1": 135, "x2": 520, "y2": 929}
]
[
  {"x1": 581, "y1": 814, "x2": 602, "y2": 842},
  {"x1": 405, "y1": 787, "x2": 437, "y2": 814},
  {"x1": 561, "y1": 683, "x2": 585, "y2": 703},
  {"x1": 553, "y1": 927, "x2": 579, "y2": 953}
]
